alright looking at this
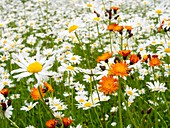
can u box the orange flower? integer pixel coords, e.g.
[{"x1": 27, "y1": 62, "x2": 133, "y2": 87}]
[
  {"x1": 149, "y1": 55, "x2": 161, "y2": 66},
  {"x1": 124, "y1": 26, "x2": 133, "y2": 31},
  {"x1": 109, "y1": 61, "x2": 130, "y2": 77},
  {"x1": 0, "y1": 88, "x2": 8, "y2": 97},
  {"x1": 129, "y1": 54, "x2": 140, "y2": 64},
  {"x1": 118, "y1": 50, "x2": 131, "y2": 59},
  {"x1": 96, "y1": 52, "x2": 113, "y2": 62},
  {"x1": 99, "y1": 76, "x2": 118, "y2": 95},
  {"x1": 44, "y1": 82, "x2": 53, "y2": 92},
  {"x1": 141, "y1": 54, "x2": 149, "y2": 63},
  {"x1": 62, "y1": 117, "x2": 73, "y2": 128},
  {"x1": 30, "y1": 86, "x2": 46, "y2": 100},
  {"x1": 158, "y1": 19, "x2": 170, "y2": 32},
  {"x1": 46, "y1": 119, "x2": 57, "y2": 128},
  {"x1": 107, "y1": 23, "x2": 124, "y2": 32},
  {"x1": 111, "y1": 6, "x2": 119, "y2": 11}
]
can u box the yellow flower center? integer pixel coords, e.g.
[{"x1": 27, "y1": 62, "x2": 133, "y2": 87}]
[
  {"x1": 3, "y1": 40, "x2": 7, "y2": 44},
  {"x1": 164, "y1": 48, "x2": 170, "y2": 53},
  {"x1": 127, "y1": 91, "x2": 133, "y2": 95},
  {"x1": 28, "y1": 106, "x2": 33, "y2": 110},
  {"x1": 93, "y1": 17, "x2": 100, "y2": 21},
  {"x1": 3, "y1": 81, "x2": 8, "y2": 85},
  {"x1": 27, "y1": 62, "x2": 43, "y2": 73},
  {"x1": 79, "y1": 99, "x2": 85, "y2": 103},
  {"x1": 168, "y1": 22, "x2": 170, "y2": 26},
  {"x1": 168, "y1": 42, "x2": 170, "y2": 46},
  {"x1": 87, "y1": 3, "x2": 92, "y2": 7},
  {"x1": 0, "y1": 23, "x2": 3, "y2": 27},
  {"x1": 152, "y1": 41, "x2": 156, "y2": 45},
  {"x1": 65, "y1": 45, "x2": 70, "y2": 49},
  {"x1": 143, "y1": 1, "x2": 147, "y2": 5},
  {"x1": 140, "y1": 48, "x2": 144, "y2": 51},
  {"x1": 71, "y1": 57, "x2": 76, "y2": 60},
  {"x1": 69, "y1": 25, "x2": 79, "y2": 33},
  {"x1": 84, "y1": 102, "x2": 92, "y2": 107},
  {"x1": 128, "y1": 101, "x2": 132, "y2": 106},
  {"x1": 1, "y1": 56, "x2": 6, "y2": 61},
  {"x1": 123, "y1": 42, "x2": 128, "y2": 48},
  {"x1": 58, "y1": 105, "x2": 63, "y2": 110},
  {"x1": 66, "y1": 51, "x2": 71, "y2": 54},
  {"x1": 55, "y1": 103, "x2": 59, "y2": 106},
  {"x1": 59, "y1": 57, "x2": 63, "y2": 60},
  {"x1": 94, "y1": 98, "x2": 99, "y2": 101},
  {"x1": 155, "y1": 9, "x2": 162, "y2": 14},
  {"x1": 78, "y1": 87, "x2": 82, "y2": 91},
  {"x1": 67, "y1": 65, "x2": 74, "y2": 70}
]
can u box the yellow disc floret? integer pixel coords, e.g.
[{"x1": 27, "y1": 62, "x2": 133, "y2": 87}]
[{"x1": 27, "y1": 62, "x2": 43, "y2": 73}]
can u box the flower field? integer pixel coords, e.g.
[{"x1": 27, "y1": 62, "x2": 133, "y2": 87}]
[{"x1": 0, "y1": 0, "x2": 170, "y2": 127}]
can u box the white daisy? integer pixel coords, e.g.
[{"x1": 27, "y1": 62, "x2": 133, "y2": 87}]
[
  {"x1": 20, "y1": 101, "x2": 38, "y2": 111},
  {"x1": 146, "y1": 81, "x2": 167, "y2": 92},
  {"x1": 25, "y1": 125, "x2": 35, "y2": 128},
  {"x1": 125, "y1": 85, "x2": 139, "y2": 100},
  {"x1": 5, "y1": 105, "x2": 13, "y2": 118},
  {"x1": 58, "y1": 63, "x2": 80, "y2": 76},
  {"x1": 48, "y1": 97, "x2": 67, "y2": 111},
  {"x1": 11, "y1": 48, "x2": 55, "y2": 84}
]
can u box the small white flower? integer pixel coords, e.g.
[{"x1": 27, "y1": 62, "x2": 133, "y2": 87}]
[
  {"x1": 5, "y1": 106, "x2": 13, "y2": 118},
  {"x1": 25, "y1": 125, "x2": 35, "y2": 128},
  {"x1": 111, "y1": 122, "x2": 117, "y2": 126},
  {"x1": 146, "y1": 81, "x2": 167, "y2": 92},
  {"x1": 110, "y1": 106, "x2": 118, "y2": 113},
  {"x1": 20, "y1": 101, "x2": 38, "y2": 111}
]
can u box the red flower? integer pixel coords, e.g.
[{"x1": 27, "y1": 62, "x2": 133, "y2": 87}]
[
  {"x1": 62, "y1": 117, "x2": 73, "y2": 128},
  {"x1": 149, "y1": 55, "x2": 161, "y2": 67},
  {"x1": 118, "y1": 50, "x2": 131, "y2": 59},
  {"x1": 107, "y1": 23, "x2": 124, "y2": 32},
  {"x1": 0, "y1": 88, "x2": 8, "y2": 97},
  {"x1": 130, "y1": 54, "x2": 140, "y2": 64},
  {"x1": 46, "y1": 119, "x2": 57, "y2": 128}
]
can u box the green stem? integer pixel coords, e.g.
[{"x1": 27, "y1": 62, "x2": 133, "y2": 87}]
[
  {"x1": 38, "y1": 86, "x2": 55, "y2": 119},
  {"x1": 96, "y1": 23, "x2": 103, "y2": 49},
  {"x1": 154, "y1": 92, "x2": 158, "y2": 128},
  {"x1": 161, "y1": 92, "x2": 169, "y2": 110},
  {"x1": 6, "y1": 117, "x2": 19, "y2": 128},
  {"x1": 120, "y1": 35, "x2": 123, "y2": 50},
  {"x1": 139, "y1": 96, "x2": 168, "y2": 127},
  {"x1": 74, "y1": 32, "x2": 91, "y2": 68},
  {"x1": 38, "y1": 104, "x2": 44, "y2": 128},
  {"x1": 94, "y1": 107, "x2": 104, "y2": 128},
  {"x1": 88, "y1": 110, "x2": 94, "y2": 127},
  {"x1": 121, "y1": 92, "x2": 138, "y2": 128},
  {"x1": 109, "y1": 31, "x2": 113, "y2": 52},
  {"x1": 118, "y1": 80, "x2": 123, "y2": 128}
]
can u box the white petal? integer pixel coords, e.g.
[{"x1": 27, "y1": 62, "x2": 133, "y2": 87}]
[
  {"x1": 36, "y1": 48, "x2": 40, "y2": 62},
  {"x1": 18, "y1": 54, "x2": 29, "y2": 67},
  {"x1": 38, "y1": 71, "x2": 55, "y2": 76},
  {"x1": 11, "y1": 68, "x2": 27, "y2": 74},
  {"x1": 43, "y1": 56, "x2": 55, "y2": 69},
  {"x1": 13, "y1": 72, "x2": 32, "y2": 79},
  {"x1": 5, "y1": 106, "x2": 13, "y2": 118},
  {"x1": 15, "y1": 61, "x2": 27, "y2": 69},
  {"x1": 39, "y1": 57, "x2": 47, "y2": 65},
  {"x1": 35, "y1": 73, "x2": 41, "y2": 84},
  {"x1": 42, "y1": 65, "x2": 53, "y2": 71}
]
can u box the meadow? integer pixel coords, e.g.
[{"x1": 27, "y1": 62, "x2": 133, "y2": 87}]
[{"x1": 0, "y1": 0, "x2": 170, "y2": 128}]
